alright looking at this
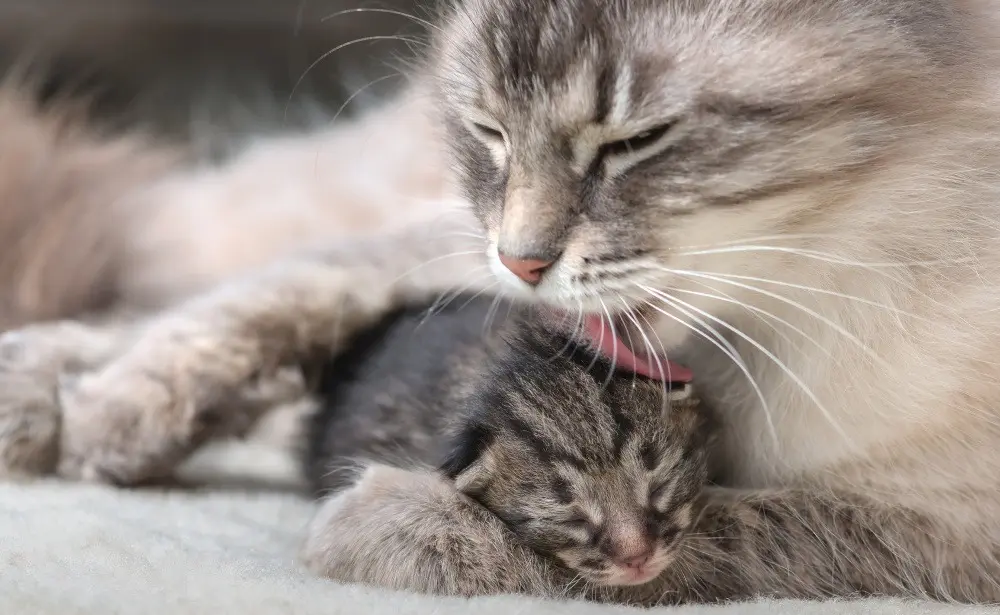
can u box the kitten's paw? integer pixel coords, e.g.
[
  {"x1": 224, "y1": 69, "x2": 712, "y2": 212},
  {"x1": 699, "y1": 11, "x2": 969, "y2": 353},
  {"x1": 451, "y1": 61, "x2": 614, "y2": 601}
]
[{"x1": 302, "y1": 464, "x2": 560, "y2": 597}]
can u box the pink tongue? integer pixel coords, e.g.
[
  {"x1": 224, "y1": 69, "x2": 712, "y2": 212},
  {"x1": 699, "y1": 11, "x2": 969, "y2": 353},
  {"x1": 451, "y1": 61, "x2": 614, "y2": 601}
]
[{"x1": 582, "y1": 315, "x2": 693, "y2": 383}]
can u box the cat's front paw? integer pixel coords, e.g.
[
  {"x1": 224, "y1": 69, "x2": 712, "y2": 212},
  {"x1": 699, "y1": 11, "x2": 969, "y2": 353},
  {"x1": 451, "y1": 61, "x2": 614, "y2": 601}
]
[
  {"x1": 0, "y1": 358, "x2": 61, "y2": 478},
  {"x1": 303, "y1": 464, "x2": 560, "y2": 597},
  {"x1": 0, "y1": 322, "x2": 93, "y2": 478},
  {"x1": 54, "y1": 367, "x2": 192, "y2": 483}
]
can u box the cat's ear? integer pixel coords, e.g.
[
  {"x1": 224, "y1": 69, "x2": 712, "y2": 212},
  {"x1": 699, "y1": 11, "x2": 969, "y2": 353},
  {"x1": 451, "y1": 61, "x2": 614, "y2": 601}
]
[{"x1": 440, "y1": 420, "x2": 493, "y2": 479}]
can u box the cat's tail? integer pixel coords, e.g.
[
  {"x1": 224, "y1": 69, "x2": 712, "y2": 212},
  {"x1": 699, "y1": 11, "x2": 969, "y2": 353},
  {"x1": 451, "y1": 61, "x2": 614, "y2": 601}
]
[{"x1": 0, "y1": 82, "x2": 182, "y2": 331}]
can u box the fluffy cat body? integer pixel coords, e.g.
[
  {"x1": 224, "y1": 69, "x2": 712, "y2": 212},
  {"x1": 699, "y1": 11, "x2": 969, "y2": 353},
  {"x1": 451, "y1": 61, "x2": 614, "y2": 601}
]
[
  {"x1": 0, "y1": 85, "x2": 180, "y2": 331},
  {"x1": 1, "y1": 0, "x2": 1000, "y2": 606}
]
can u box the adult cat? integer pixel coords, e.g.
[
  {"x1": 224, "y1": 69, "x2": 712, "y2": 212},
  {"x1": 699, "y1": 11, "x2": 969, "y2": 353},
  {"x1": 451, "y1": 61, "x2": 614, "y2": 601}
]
[{"x1": 4, "y1": 0, "x2": 1000, "y2": 603}]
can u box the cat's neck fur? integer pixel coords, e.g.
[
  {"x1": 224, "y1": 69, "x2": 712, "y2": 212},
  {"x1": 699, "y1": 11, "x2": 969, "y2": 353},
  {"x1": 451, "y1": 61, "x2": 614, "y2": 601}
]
[{"x1": 690, "y1": 94, "x2": 1000, "y2": 495}]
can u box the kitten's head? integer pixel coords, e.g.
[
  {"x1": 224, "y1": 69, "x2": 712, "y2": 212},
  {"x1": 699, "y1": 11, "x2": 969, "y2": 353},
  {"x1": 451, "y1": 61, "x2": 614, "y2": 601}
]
[
  {"x1": 441, "y1": 325, "x2": 710, "y2": 586},
  {"x1": 431, "y1": 0, "x2": 975, "y2": 343}
]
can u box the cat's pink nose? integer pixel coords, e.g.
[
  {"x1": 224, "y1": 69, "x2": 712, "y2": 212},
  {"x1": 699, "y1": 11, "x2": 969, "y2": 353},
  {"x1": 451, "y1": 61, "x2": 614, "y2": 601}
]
[
  {"x1": 498, "y1": 252, "x2": 553, "y2": 285},
  {"x1": 617, "y1": 549, "x2": 654, "y2": 570}
]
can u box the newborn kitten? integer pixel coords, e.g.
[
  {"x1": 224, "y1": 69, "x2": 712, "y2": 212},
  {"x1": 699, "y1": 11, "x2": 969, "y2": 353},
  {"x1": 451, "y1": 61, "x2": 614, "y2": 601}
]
[{"x1": 305, "y1": 295, "x2": 708, "y2": 587}]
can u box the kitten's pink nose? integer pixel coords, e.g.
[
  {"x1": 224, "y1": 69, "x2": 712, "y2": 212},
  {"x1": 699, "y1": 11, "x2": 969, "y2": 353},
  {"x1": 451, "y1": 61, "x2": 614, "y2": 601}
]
[
  {"x1": 616, "y1": 548, "x2": 654, "y2": 570},
  {"x1": 498, "y1": 252, "x2": 554, "y2": 285}
]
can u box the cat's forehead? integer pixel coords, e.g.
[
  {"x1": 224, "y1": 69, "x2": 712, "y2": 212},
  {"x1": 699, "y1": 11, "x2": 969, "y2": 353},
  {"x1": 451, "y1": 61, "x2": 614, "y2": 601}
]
[
  {"x1": 441, "y1": 0, "x2": 681, "y2": 123},
  {"x1": 436, "y1": 0, "x2": 961, "y2": 126}
]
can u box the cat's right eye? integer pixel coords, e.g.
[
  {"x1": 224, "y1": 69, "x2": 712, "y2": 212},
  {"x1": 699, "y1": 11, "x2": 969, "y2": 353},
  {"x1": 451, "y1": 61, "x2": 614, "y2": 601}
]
[
  {"x1": 602, "y1": 122, "x2": 674, "y2": 158},
  {"x1": 563, "y1": 515, "x2": 595, "y2": 536},
  {"x1": 464, "y1": 118, "x2": 508, "y2": 165}
]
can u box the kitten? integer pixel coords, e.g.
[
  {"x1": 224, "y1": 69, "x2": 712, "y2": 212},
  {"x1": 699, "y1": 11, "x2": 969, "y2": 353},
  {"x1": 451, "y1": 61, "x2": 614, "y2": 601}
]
[{"x1": 305, "y1": 294, "x2": 708, "y2": 588}]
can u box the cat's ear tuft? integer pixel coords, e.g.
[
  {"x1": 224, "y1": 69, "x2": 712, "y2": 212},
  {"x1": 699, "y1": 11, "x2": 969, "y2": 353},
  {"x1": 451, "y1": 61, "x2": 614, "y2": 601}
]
[{"x1": 440, "y1": 420, "x2": 494, "y2": 479}]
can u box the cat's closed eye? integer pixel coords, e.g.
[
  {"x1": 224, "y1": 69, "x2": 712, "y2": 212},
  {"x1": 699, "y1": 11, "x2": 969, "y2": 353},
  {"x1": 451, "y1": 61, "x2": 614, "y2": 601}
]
[
  {"x1": 600, "y1": 122, "x2": 675, "y2": 160},
  {"x1": 467, "y1": 119, "x2": 506, "y2": 143},
  {"x1": 648, "y1": 480, "x2": 673, "y2": 505}
]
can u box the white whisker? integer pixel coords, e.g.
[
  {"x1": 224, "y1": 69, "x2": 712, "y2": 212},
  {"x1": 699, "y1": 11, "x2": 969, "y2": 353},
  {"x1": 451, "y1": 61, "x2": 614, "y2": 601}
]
[
  {"x1": 664, "y1": 284, "x2": 835, "y2": 361},
  {"x1": 638, "y1": 287, "x2": 778, "y2": 446},
  {"x1": 289, "y1": 34, "x2": 427, "y2": 108},
  {"x1": 456, "y1": 282, "x2": 501, "y2": 311},
  {"x1": 547, "y1": 301, "x2": 585, "y2": 363},
  {"x1": 673, "y1": 268, "x2": 926, "y2": 321},
  {"x1": 320, "y1": 7, "x2": 441, "y2": 32},
  {"x1": 584, "y1": 304, "x2": 608, "y2": 376},
  {"x1": 310, "y1": 72, "x2": 401, "y2": 129},
  {"x1": 675, "y1": 233, "x2": 851, "y2": 250},
  {"x1": 390, "y1": 250, "x2": 483, "y2": 285},
  {"x1": 597, "y1": 297, "x2": 619, "y2": 391},
  {"x1": 657, "y1": 267, "x2": 893, "y2": 370},
  {"x1": 643, "y1": 285, "x2": 847, "y2": 442},
  {"x1": 617, "y1": 297, "x2": 670, "y2": 413},
  {"x1": 675, "y1": 244, "x2": 974, "y2": 269},
  {"x1": 416, "y1": 267, "x2": 495, "y2": 328},
  {"x1": 483, "y1": 292, "x2": 505, "y2": 335}
]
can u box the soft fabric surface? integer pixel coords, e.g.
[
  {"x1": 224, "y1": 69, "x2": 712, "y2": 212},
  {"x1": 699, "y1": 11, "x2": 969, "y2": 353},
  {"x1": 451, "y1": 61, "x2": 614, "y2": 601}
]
[{"x1": 0, "y1": 441, "x2": 994, "y2": 615}]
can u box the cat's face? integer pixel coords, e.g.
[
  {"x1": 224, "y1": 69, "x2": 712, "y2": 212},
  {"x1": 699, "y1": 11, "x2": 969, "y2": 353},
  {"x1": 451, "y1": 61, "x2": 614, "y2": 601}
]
[
  {"x1": 432, "y1": 0, "x2": 967, "y2": 345},
  {"x1": 483, "y1": 423, "x2": 702, "y2": 588},
  {"x1": 442, "y1": 328, "x2": 709, "y2": 586}
]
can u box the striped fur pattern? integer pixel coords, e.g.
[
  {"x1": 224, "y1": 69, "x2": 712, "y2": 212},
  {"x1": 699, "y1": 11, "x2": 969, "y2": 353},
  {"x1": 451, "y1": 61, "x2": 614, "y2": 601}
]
[{"x1": 305, "y1": 294, "x2": 708, "y2": 588}]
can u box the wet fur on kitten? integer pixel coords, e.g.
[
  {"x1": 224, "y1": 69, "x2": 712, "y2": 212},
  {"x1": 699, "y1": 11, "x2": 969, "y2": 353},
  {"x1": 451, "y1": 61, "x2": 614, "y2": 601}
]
[
  {"x1": 305, "y1": 295, "x2": 708, "y2": 587},
  {"x1": 5, "y1": 0, "x2": 1000, "y2": 606}
]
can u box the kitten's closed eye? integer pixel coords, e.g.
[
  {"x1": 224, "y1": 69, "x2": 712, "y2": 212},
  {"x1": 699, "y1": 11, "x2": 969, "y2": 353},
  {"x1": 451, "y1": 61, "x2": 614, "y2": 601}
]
[
  {"x1": 563, "y1": 514, "x2": 596, "y2": 533},
  {"x1": 649, "y1": 481, "x2": 673, "y2": 504}
]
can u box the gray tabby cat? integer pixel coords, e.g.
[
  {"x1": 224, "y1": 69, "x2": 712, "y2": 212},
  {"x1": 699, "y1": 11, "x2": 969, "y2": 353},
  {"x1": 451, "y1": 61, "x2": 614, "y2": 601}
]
[
  {"x1": 304, "y1": 295, "x2": 707, "y2": 589},
  {"x1": 3, "y1": 0, "x2": 1000, "y2": 606}
]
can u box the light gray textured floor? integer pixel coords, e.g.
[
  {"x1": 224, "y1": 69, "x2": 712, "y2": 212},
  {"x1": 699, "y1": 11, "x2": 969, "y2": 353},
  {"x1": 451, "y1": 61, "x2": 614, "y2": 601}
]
[{"x1": 0, "y1": 442, "x2": 996, "y2": 615}]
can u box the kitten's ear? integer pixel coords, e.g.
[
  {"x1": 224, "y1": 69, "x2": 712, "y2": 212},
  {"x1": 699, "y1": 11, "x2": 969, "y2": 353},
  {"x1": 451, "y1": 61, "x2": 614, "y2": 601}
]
[{"x1": 440, "y1": 420, "x2": 493, "y2": 479}]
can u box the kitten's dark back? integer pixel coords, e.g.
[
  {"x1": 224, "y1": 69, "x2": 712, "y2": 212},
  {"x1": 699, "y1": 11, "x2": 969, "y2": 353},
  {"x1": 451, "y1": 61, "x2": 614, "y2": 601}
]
[{"x1": 304, "y1": 295, "x2": 510, "y2": 495}]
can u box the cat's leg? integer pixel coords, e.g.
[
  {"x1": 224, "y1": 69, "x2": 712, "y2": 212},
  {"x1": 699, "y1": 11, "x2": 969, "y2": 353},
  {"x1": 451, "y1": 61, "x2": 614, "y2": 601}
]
[
  {"x1": 0, "y1": 317, "x2": 139, "y2": 477},
  {"x1": 302, "y1": 464, "x2": 566, "y2": 598},
  {"x1": 0, "y1": 311, "x2": 313, "y2": 478},
  {"x1": 53, "y1": 226, "x2": 487, "y2": 484}
]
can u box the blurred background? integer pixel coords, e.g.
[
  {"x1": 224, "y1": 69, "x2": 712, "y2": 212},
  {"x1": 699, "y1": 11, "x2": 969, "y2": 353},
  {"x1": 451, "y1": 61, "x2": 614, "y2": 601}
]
[{"x1": 0, "y1": 0, "x2": 430, "y2": 157}]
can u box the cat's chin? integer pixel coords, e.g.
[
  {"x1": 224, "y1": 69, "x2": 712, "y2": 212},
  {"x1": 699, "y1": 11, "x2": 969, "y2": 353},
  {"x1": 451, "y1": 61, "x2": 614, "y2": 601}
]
[{"x1": 585, "y1": 561, "x2": 669, "y2": 588}]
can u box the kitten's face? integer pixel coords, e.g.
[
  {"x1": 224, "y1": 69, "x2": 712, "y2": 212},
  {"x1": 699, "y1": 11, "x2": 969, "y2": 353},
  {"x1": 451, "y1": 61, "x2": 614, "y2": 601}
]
[
  {"x1": 443, "y1": 330, "x2": 708, "y2": 586},
  {"x1": 432, "y1": 0, "x2": 967, "y2": 343},
  {"x1": 483, "y1": 425, "x2": 702, "y2": 587}
]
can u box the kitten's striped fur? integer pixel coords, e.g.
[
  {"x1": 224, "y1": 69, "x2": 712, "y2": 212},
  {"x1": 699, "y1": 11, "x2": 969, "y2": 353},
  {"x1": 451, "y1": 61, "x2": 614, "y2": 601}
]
[{"x1": 305, "y1": 295, "x2": 708, "y2": 588}]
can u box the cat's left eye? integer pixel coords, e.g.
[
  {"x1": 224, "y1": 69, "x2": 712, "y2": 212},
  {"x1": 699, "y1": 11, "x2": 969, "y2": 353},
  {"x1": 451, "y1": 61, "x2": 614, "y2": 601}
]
[
  {"x1": 648, "y1": 481, "x2": 672, "y2": 504},
  {"x1": 469, "y1": 121, "x2": 505, "y2": 142},
  {"x1": 602, "y1": 123, "x2": 674, "y2": 158},
  {"x1": 563, "y1": 515, "x2": 595, "y2": 534}
]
